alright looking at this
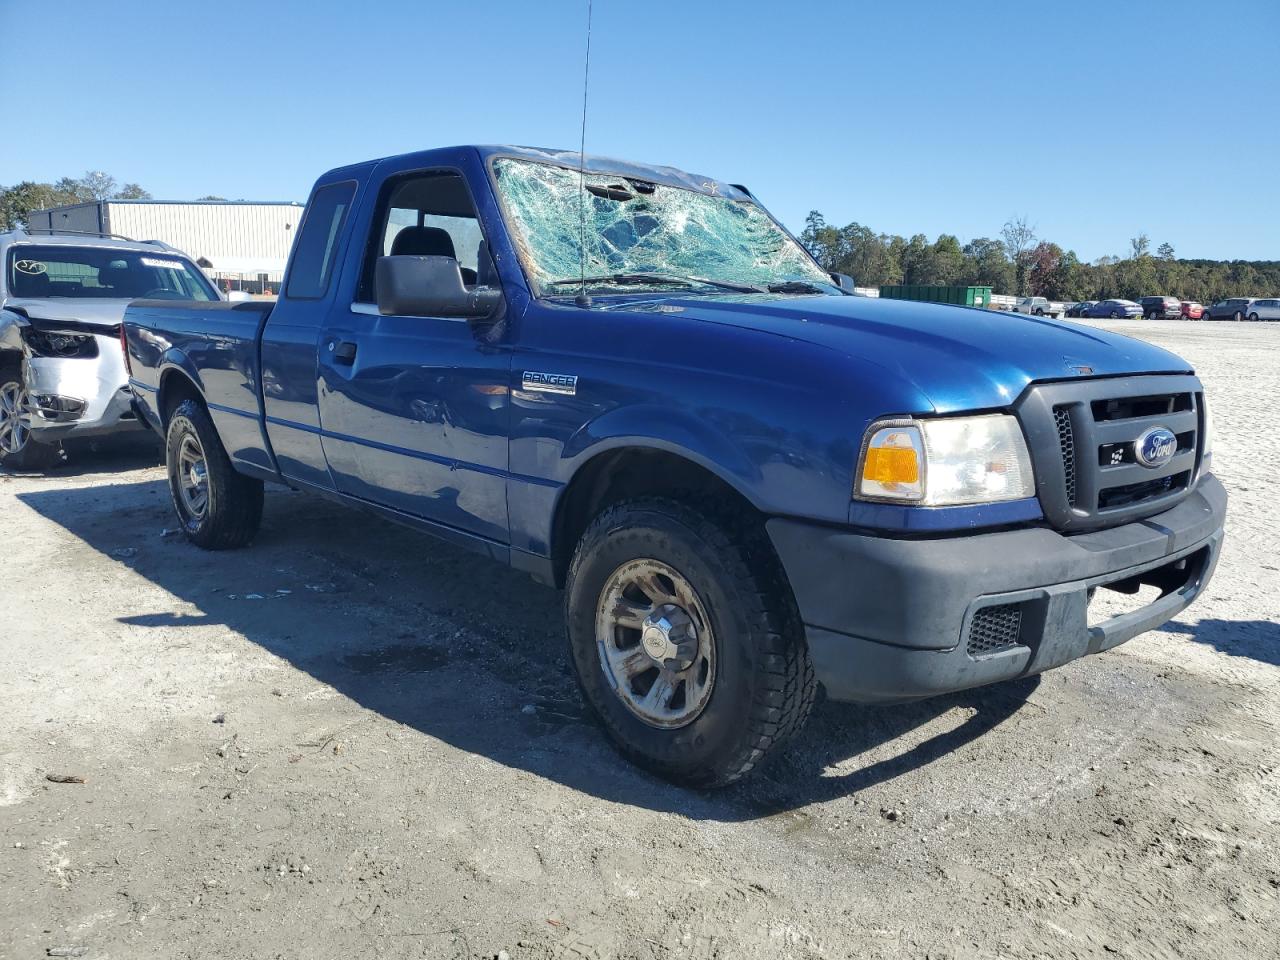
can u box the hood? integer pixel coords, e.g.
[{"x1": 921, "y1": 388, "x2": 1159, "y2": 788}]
[
  {"x1": 1, "y1": 297, "x2": 131, "y2": 331},
  {"x1": 609, "y1": 293, "x2": 1193, "y2": 413}
]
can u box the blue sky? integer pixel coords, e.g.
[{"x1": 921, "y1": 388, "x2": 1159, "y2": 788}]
[{"x1": 2, "y1": 0, "x2": 1275, "y2": 261}]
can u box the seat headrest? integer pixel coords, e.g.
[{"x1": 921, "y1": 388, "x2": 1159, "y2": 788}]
[
  {"x1": 97, "y1": 262, "x2": 136, "y2": 294},
  {"x1": 390, "y1": 226, "x2": 457, "y2": 259}
]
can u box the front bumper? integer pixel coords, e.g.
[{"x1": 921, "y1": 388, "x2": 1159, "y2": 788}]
[
  {"x1": 24, "y1": 339, "x2": 145, "y2": 441},
  {"x1": 768, "y1": 475, "x2": 1227, "y2": 703}
]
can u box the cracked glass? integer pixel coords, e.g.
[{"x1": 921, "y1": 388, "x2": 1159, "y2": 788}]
[{"x1": 492, "y1": 158, "x2": 833, "y2": 295}]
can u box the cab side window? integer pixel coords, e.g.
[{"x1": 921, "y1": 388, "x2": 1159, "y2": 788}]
[
  {"x1": 357, "y1": 171, "x2": 497, "y2": 303},
  {"x1": 286, "y1": 181, "x2": 356, "y2": 300}
]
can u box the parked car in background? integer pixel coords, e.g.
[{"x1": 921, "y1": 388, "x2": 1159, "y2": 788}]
[
  {"x1": 0, "y1": 229, "x2": 219, "y2": 469},
  {"x1": 1203, "y1": 298, "x2": 1256, "y2": 321},
  {"x1": 1083, "y1": 299, "x2": 1143, "y2": 319},
  {"x1": 1066, "y1": 301, "x2": 1097, "y2": 318},
  {"x1": 1247, "y1": 298, "x2": 1280, "y2": 321},
  {"x1": 1139, "y1": 296, "x2": 1181, "y2": 319},
  {"x1": 1180, "y1": 301, "x2": 1204, "y2": 320},
  {"x1": 1014, "y1": 296, "x2": 1065, "y2": 318},
  {"x1": 122, "y1": 144, "x2": 1227, "y2": 787}
]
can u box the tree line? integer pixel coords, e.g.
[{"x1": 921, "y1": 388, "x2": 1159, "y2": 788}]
[
  {"x1": 800, "y1": 212, "x2": 1279, "y2": 304},
  {"x1": 0, "y1": 172, "x2": 160, "y2": 231}
]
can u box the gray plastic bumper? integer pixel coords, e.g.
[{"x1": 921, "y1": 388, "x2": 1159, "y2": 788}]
[{"x1": 767, "y1": 475, "x2": 1227, "y2": 703}]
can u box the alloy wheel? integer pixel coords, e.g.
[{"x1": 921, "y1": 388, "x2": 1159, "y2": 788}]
[
  {"x1": 0, "y1": 379, "x2": 31, "y2": 456},
  {"x1": 177, "y1": 432, "x2": 210, "y2": 520},
  {"x1": 594, "y1": 558, "x2": 716, "y2": 729}
]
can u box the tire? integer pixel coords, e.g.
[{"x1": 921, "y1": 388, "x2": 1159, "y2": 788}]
[
  {"x1": 165, "y1": 398, "x2": 263, "y2": 549},
  {"x1": 1034, "y1": 308, "x2": 1044, "y2": 316},
  {"x1": 0, "y1": 357, "x2": 62, "y2": 471},
  {"x1": 1233, "y1": 311, "x2": 1244, "y2": 322},
  {"x1": 565, "y1": 498, "x2": 816, "y2": 788},
  {"x1": 1248, "y1": 313, "x2": 1259, "y2": 322},
  {"x1": 1111, "y1": 310, "x2": 1122, "y2": 319}
]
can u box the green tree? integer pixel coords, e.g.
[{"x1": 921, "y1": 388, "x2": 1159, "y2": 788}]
[
  {"x1": 962, "y1": 237, "x2": 1014, "y2": 292},
  {"x1": 1001, "y1": 216, "x2": 1037, "y2": 295},
  {"x1": 116, "y1": 183, "x2": 153, "y2": 200}
]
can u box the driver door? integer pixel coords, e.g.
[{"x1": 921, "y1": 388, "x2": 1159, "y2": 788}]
[{"x1": 316, "y1": 169, "x2": 511, "y2": 544}]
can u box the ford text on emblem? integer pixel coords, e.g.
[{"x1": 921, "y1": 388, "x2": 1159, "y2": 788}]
[
  {"x1": 1134, "y1": 426, "x2": 1177, "y2": 468},
  {"x1": 522, "y1": 371, "x2": 578, "y2": 396}
]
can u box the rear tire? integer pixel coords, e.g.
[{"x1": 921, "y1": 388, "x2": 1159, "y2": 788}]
[
  {"x1": 1248, "y1": 312, "x2": 1259, "y2": 322},
  {"x1": 0, "y1": 357, "x2": 62, "y2": 472},
  {"x1": 565, "y1": 498, "x2": 816, "y2": 788},
  {"x1": 1111, "y1": 310, "x2": 1122, "y2": 319},
  {"x1": 165, "y1": 398, "x2": 263, "y2": 549}
]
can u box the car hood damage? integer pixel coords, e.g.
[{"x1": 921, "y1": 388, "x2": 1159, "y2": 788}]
[
  {"x1": 2, "y1": 298, "x2": 131, "y2": 333},
  {"x1": 607, "y1": 293, "x2": 1193, "y2": 413}
]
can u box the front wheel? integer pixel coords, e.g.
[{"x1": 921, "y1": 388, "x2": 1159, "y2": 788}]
[
  {"x1": 565, "y1": 498, "x2": 816, "y2": 788},
  {"x1": 0, "y1": 359, "x2": 61, "y2": 471},
  {"x1": 1248, "y1": 313, "x2": 1260, "y2": 322},
  {"x1": 165, "y1": 398, "x2": 263, "y2": 549}
]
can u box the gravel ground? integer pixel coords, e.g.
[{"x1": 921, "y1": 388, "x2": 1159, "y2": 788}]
[{"x1": 1, "y1": 319, "x2": 1276, "y2": 959}]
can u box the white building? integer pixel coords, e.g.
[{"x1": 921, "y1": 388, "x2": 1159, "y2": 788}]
[{"x1": 25, "y1": 199, "x2": 304, "y2": 294}]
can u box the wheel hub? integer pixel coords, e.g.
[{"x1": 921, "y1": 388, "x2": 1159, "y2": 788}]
[{"x1": 640, "y1": 605, "x2": 698, "y2": 669}]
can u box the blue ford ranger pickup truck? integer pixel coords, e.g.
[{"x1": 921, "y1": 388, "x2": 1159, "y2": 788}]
[{"x1": 124, "y1": 145, "x2": 1226, "y2": 787}]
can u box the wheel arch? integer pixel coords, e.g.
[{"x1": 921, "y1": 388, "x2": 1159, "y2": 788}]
[
  {"x1": 157, "y1": 363, "x2": 206, "y2": 426},
  {"x1": 548, "y1": 440, "x2": 768, "y2": 589}
]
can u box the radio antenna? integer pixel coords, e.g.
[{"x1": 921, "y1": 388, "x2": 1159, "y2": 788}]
[{"x1": 575, "y1": 0, "x2": 594, "y2": 307}]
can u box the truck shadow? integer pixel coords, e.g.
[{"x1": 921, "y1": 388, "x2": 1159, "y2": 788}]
[
  {"x1": 19, "y1": 478, "x2": 1038, "y2": 821},
  {"x1": 1159, "y1": 617, "x2": 1280, "y2": 667}
]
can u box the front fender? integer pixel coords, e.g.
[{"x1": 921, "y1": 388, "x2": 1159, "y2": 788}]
[
  {"x1": 0, "y1": 308, "x2": 29, "y2": 353},
  {"x1": 561, "y1": 403, "x2": 762, "y2": 504}
]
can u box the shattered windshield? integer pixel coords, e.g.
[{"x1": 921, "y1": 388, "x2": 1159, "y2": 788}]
[{"x1": 492, "y1": 158, "x2": 834, "y2": 296}]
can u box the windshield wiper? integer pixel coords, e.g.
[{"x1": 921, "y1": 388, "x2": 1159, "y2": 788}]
[
  {"x1": 766, "y1": 280, "x2": 827, "y2": 294},
  {"x1": 547, "y1": 272, "x2": 764, "y2": 294}
]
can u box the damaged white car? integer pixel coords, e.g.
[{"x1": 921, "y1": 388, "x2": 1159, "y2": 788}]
[{"x1": 0, "y1": 230, "x2": 220, "y2": 469}]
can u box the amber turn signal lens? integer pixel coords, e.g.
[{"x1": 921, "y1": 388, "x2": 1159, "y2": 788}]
[{"x1": 862, "y1": 445, "x2": 919, "y2": 484}]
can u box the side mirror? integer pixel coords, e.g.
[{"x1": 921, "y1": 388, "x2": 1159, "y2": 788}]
[
  {"x1": 375, "y1": 255, "x2": 502, "y2": 318},
  {"x1": 830, "y1": 272, "x2": 857, "y2": 293}
]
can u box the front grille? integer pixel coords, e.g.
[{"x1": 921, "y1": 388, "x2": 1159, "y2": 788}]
[
  {"x1": 967, "y1": 604, "x2": 1024, "y2": 657},
  {"x1": 1054, "y1": 406, "x2": 1077, "y2": 506},
  {"x1": 1016, "y1": 375, "x2": 1204, "y2": 531}
]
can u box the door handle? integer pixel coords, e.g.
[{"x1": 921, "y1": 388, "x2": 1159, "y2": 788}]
[{"x1": 331, "y1": 340, "x2": 358, "y2": 365}]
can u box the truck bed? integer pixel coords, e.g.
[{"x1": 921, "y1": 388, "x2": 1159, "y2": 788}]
[{"x1": 124, "y1": 299, "x2": 276, "y2": 472}]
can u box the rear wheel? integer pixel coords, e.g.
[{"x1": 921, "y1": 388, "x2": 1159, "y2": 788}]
[
  {"x1": 0, "y1": 358, "x2": 61, "y2": 471},
  {"x1": 165, "y1": 398, "x2": 263, "y2": 549},
  {"x1": 1248, "y1": 312, "x2": 1260, "y2": 322},
  {"x1": 1111, "y1": 310, "x2": 1122, "y2": 319},
  {"x1": 565, "y1": 498, "x2": 816, "y2": 788}
]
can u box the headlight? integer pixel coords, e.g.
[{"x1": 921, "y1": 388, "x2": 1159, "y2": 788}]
[
  {"x1": 22, "y1": 329, "x2": 98, "y2": 359},
  {"x1": 856, "y1": 414, "x2": 1036, "y2": 505}
]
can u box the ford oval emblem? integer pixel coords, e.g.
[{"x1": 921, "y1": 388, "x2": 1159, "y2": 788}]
[{"x1": 1134, "y1": 426, "x2": 1178, "y2": 468}]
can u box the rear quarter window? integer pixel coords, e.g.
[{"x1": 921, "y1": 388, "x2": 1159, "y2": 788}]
[{"x1": 285, "y1": 181, "x2": 357, "y2": 299}]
